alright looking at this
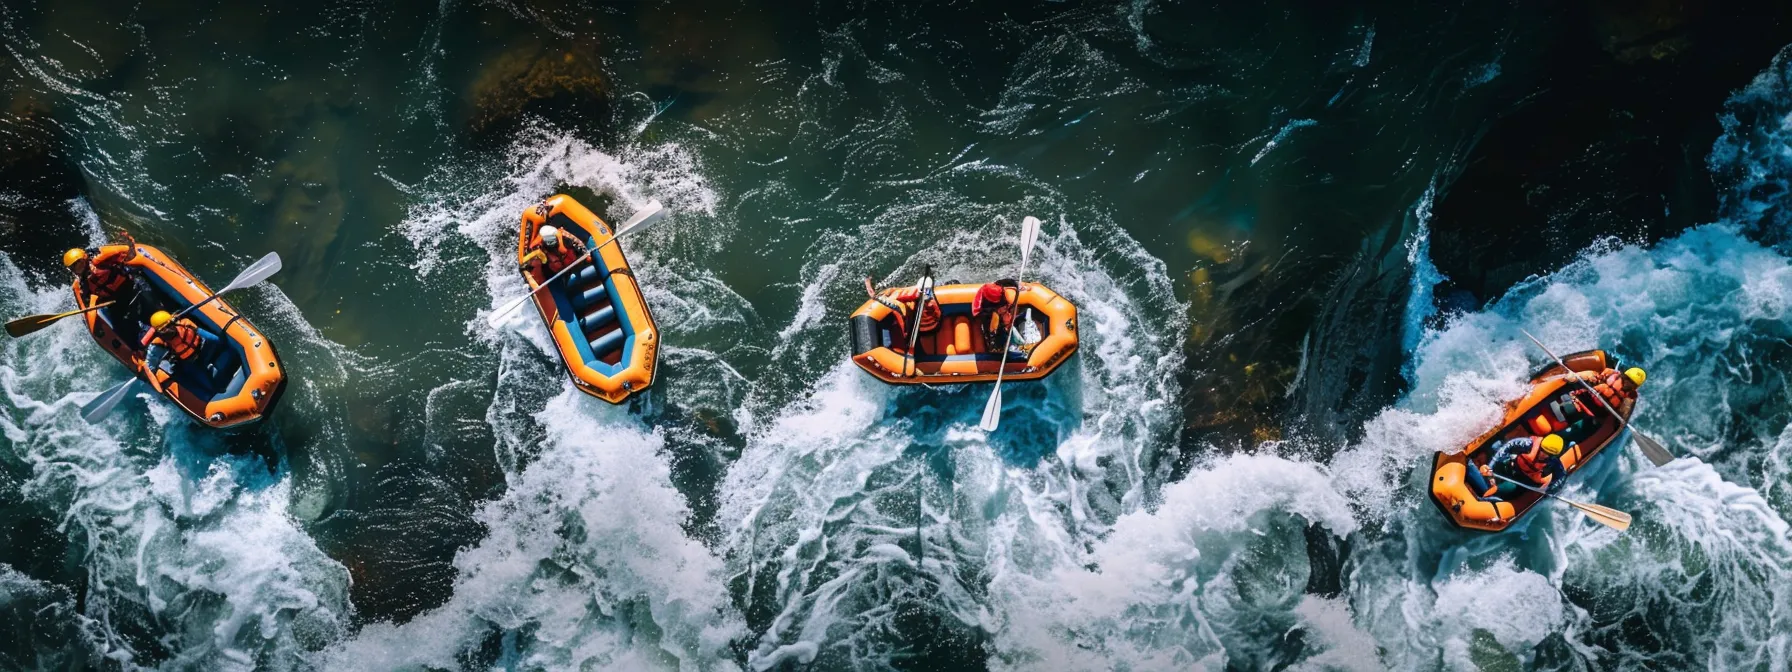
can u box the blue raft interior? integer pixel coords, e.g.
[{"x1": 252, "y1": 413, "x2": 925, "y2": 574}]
[{"x1": 542, "y1": 213, "x2": 637, "y2": 375}]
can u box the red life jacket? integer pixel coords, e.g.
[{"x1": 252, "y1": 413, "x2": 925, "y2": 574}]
[
  {"x1": 155, "y1": 322, "x2": 203, "y2": 361},
  {"x1": 973, "y1": 284, "x2": 1018, "y2": 337},
  {"x1": 544, "y1": 239, "x2": 583, "y2": 272},
  {"x1": 972, "y1": 284, "x2": 1016, "y2": 317}
]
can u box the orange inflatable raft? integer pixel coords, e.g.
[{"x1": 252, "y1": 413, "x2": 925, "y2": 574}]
[
  {"x1": 848, "y1": 282, "x2": 1078, "y2": 385},
  {"x1": 74, "y1": 244, "x2": 286, "y2": 428},
  {"x1": 516, "y1": 195, "x2": 659, "y2": 404},
  {"x1": 1429, "y1": 350, "x2": 1632, "y2": 532}
]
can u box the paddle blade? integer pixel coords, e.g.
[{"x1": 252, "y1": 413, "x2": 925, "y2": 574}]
[
  {"x1": 1630, "y1": 430, "x2": 1675, "y2": 467},
  {"x1": 81, "y1": 378, "x2": 141, "y2": 424},
  {"x1": 220, "y1": 252, "x2": 283, "y2": 293},
  {"x1": 979, "y1": 385, "x2": 1003, "y2": 432},
  {"x1": 6, "y1": 301, "x2": 114, "y2": 338},
  {"x1": 487, "y1": 292, "x2": 532, "y2": 328},
  {"x1": 617, "y1": 200, "x2": 665, "y2": 235},
  {"x1": 1567, "y1": 500, "x2": 1633, "y2": 532},
  {"x1": 1018, "y1": 216, "x2": 1041, "y2": 271},
  {"x1": 6, "y1": 314, "x2": 56, "y2": 338}
]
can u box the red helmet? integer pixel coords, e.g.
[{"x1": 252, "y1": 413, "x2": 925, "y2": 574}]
[{"x1": 978, "y1": 283, "x2": 1008, "y2": 305}]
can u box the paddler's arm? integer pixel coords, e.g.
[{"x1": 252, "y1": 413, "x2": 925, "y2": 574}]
[
  {"x1": 519, "y1": 250, "x2": 547, "y2": 270},
  {"x1": 1486, "y1": 439, "x2": 1518, "y2": 471},
  {"x1": 141, "y1": 345, "x2": 169, "y2": 393}
]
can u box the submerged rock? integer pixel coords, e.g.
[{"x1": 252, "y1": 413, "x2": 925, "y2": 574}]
[{"x1": 465, "y1": 40, "x2": 610, "y2": 138}]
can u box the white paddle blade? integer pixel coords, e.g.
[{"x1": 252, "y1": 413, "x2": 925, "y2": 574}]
[
  {"x1": 1018, "y1": 216, "x2": 1041, "y2": 270},
  {"x1": 618, "y1": 200, "x2": 665, "y2": 234},
  {"x1": 81, "y1": 378, "x2": 141, "y2": 424},
  {"x1": 979, "y1": 386, "x2": 1003, "y2": 432},
  {"x1": 222, "y1": 252, "x2": 283, "y2": 293}
]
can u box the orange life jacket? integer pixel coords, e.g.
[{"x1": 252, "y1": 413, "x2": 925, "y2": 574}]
[
  {"x1": 154, "y1": 321, "x2": 203, "y2": 361},
  {"x1": 85, "y1": 245, "x2": 137, "y2": 298},
  {"x1": 1591, "y1": 371, "x2": 1634, "y2": 406}
]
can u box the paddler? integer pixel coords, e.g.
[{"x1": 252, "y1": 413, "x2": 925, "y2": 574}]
[
  {"x1": 142, "y1": 310, "x2": 219, "y2": 386},
  {"x1": 64, "y1": 231, "x2": 144, "y2": 299},
  {"x1": 876, "y1": 284, "x2": 942, "y2": 352},
  {"x1": 1483, "y1": 433, "x2": 1569, "y2": 494},
  {"x1": 1531, "y1": 365, "x2": 1646, "y2": 443},
  {"x1": 972, "y1": 278, "x2": 1023, "y2": 351},
  {"x1": 520, "y1": 225, "x2": 588, "y2": 276},
  {"x1": 64, "y1": 232, "x2": 158, "y2": 340},
  {"x1": 1573, "y1": 366, "x2": 1644, "y2": 416}
]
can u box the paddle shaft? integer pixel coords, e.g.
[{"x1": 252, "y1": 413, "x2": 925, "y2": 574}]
[
  {"x1": 1490, "y1": 472, "x2": 1632, "y2": 530},
  {"x1": 903, "y1": 269, "x2": 932, "y2": 378},
  {"x1": 62, "y1": 301, "x2": 115, "y2": 318},
  {"x1": 989, "y1": 307, "x2": 1030, "y2": 389}
]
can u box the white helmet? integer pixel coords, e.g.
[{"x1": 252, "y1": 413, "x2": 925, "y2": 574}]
[{"x1": 539, "y1": 225, "x2": 560, "y2": 246}]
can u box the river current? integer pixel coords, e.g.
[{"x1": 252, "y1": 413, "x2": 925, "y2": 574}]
[{"x1": 1, "y1": 1, "x2": 1790, "y2": 670}]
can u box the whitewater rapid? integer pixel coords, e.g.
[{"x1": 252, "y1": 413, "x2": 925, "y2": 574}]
[{"x1": 4, "y1": 17, "x2": 1792, "y2": 672}]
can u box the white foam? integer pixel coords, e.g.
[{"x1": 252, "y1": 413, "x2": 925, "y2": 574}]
[
  {"x1": 986, "y1": 454, "x2": 1354, "y2": 670},
  {"x1": 0, "y1": 250, "x2": 354, "y2": 670},
  {"x1": 325, "y1": 391, "x2": 744, "y2": 671}
]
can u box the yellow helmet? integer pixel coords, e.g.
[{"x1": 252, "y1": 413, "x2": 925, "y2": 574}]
[
  {"x1": 1624, "y1": 367, "x2": 1646, "y2": 387},
  {"x1": 62, "y1": 248, "x2": 88, "y2": 268},
  {"x1": 149, "y1": 311, "x2": 174, "y2": 329},
  {"x1": 1541, "y1": 434, "x2": 1565, "y2": 456}
]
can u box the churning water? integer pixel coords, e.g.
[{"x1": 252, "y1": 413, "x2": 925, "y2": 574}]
[{"x1": 2, "y1": 1, "x2": 1791, "y2": 670}]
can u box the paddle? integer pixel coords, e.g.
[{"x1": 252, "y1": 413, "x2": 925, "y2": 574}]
[
  {"x1": 6, "y1": 301, "x2": 115, "y2": 338},
  {"x1": 487, "y1": 200, "x2": 665, "y2": 328},
  {"x1": 1490, "y1": 472, "x2": 1633, "y2": 532},
  {"x1": 1518, "y1": 329, "x2": 1674, "y2": 467},
  {"x1": 979, "y1": 216, "x2": 1042, "y2": 433},
  {"x1": 139, "y1": 252, "x2": 285, "y2": 347},
  {"x1": 80, "y1": 377, "x2": 141, "y2": 425},
  {"x1": 902, "y1": 267, "x2": 934, "y2": 378}
]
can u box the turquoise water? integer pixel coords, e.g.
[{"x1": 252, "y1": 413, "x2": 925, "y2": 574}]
[{"x1": 2, "y1": 1, "x2": 1791, "y2": 669}]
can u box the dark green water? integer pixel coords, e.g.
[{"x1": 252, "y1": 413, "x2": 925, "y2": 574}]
[{"x1": 3, "y1": 0, "x2": 1792, "y2": 670}]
